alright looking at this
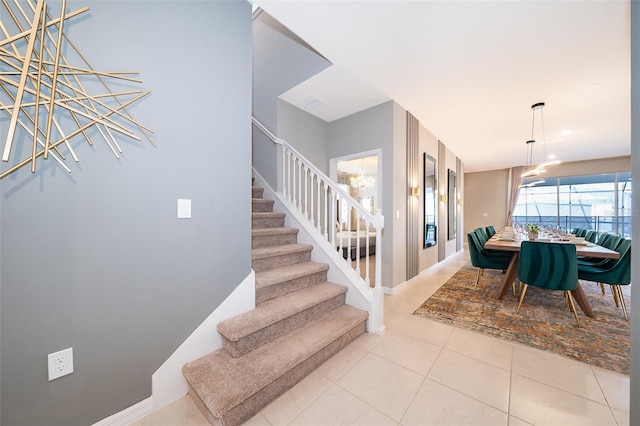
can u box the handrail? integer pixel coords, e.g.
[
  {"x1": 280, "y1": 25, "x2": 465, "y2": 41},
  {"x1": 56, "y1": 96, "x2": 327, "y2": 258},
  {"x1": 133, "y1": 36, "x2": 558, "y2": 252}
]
[{"x1": 252, "y1": 116, "x2": 385, "y2": 334}]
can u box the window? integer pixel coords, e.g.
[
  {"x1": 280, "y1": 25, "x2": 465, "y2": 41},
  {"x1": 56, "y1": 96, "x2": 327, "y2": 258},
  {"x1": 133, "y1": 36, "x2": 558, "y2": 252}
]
[{"x1": 513, "y1": 172, "x2": 631, "y2": 237}]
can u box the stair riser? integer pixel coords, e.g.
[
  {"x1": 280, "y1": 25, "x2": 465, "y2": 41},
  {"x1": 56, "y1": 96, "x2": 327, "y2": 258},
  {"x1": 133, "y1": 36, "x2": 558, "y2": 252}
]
[
  {"x1": 252, "y1": 216, "x2": 284, "y2": 229},
  {"x1": 222, "y1": 293, "x2": 347, "y2": 358},
  {"x1": 256, "y1": 271, "x2": 327, "y2": 304},
  {"x1": 213, "y1": 321, "x2": 367, "y2": 426},
  {"x1": 252, "y1": 250, "x2": 311, "y2": 273},
  {"x1": 252, "y1": 200, "x2": 274, "y2": 213},
  {"x1": 252, "y1": 187, "x2": 264, "y2": 198},
  {"x1": 252, "y1": 233, "x2": 297, "y2": 248}
]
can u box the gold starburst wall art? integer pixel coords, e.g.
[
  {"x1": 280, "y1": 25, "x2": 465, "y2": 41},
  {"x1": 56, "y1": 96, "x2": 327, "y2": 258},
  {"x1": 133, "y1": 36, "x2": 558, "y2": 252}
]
[{"x1": 0, "y1": 0, "x2": 153, "y2": 180}]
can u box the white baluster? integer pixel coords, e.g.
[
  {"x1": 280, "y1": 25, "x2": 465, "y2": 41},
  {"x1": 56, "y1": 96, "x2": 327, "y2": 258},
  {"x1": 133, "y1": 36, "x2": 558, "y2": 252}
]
[
  {"x1": 324, "y1": 184, "x2": 329, "y2": 239},
  {"x1": 281, "y1": 145, "x2": 286, "y2": 197},
  {"x1": 303, "y1": 165, "x2": 308, "y2": 216},
  {"x1": 365, "y1": 220, "x2": 371, "y2": 286},
  {"x1": 355, "y1": 218, "x2": 361, "y2": 276},
  {"x1": 346, "y1": 204, "x2": 352, "y2": 262},
  {"x1": 316, "y1": 177, "x2": 321, "y2": 231},
  {"x1": 298, "y1": 160, "x2": 302, "y2": 212}
]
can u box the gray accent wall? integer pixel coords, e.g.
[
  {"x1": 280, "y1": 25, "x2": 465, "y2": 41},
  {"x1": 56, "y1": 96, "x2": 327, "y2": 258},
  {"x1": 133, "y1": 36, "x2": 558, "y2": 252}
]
[
  {"x1": 277, "y1": 99, "x2": 329, "y2": 174},
  {"x1": 0, "y1": 2, "x2": 252, "y2": 425},
  {"x1": 252, "y1": 11, "x2": 331, "y2": 190},
  {"x1": 630, "y1": 1, "x2": 638, "y2": 424}
]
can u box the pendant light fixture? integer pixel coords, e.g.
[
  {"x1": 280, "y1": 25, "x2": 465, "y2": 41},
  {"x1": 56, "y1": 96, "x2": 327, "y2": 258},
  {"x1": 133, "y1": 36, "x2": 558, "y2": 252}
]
[
  {"x1": 350, "y1": 158, "x2": 375, "y2": 191},
  {"x1": 520, "y1": 102, "x2": 561, "y2": 183}
]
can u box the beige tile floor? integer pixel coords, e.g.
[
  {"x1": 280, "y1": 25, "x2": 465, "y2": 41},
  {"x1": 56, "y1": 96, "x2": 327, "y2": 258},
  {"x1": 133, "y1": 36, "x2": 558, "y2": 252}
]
[{"x1": 132, "y1": 251, "x2": 630, "y2": 426}]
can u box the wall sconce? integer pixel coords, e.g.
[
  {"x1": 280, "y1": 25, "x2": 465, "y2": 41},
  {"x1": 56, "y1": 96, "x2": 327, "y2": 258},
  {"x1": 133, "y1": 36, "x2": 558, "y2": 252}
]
[
  {"x1": 411, "y1": 187, "x2": 420, "y2": 197},
  {"x1": 440, "y1": 194, "x2": 447, "y2": 202}
]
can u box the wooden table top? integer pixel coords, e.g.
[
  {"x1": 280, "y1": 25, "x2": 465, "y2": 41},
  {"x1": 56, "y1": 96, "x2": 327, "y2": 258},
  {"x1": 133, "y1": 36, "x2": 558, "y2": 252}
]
[{"x1": 485, "y1": 236, "x2": 620, "y2": 259}]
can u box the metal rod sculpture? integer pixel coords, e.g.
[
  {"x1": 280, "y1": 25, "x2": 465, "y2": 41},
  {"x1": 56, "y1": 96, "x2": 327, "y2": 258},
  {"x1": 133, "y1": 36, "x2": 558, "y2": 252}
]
[{"x1": 0, "y1": 0, "x2": 153, "y2": 180}]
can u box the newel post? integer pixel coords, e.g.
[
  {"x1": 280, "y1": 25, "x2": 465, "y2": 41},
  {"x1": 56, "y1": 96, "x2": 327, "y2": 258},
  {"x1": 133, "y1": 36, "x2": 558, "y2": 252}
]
[{"x1": 370, "y1": 208, "x2": 386, "y2": 335}]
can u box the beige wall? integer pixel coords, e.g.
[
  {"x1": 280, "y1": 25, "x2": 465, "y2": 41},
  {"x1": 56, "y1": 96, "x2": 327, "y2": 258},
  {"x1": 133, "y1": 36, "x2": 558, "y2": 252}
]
[
  {"x1": 464, "y1": 168, "x2": 510, "y2": 236},
  {"x1": 463, "y1": 156, "x2": 632, "y2": 238}
]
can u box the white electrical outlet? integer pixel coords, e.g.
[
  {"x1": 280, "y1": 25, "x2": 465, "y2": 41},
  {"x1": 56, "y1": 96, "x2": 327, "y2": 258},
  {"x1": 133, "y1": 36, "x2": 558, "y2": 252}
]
[{"x1": 48, "y1": 347, "x2": 73, "y2": 381}]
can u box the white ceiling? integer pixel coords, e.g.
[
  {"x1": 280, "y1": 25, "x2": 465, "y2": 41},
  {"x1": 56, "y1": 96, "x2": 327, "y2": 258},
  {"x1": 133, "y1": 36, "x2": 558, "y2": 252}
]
[{"x1": 255, "y1": 0, "x2": 631, "y2": 173}]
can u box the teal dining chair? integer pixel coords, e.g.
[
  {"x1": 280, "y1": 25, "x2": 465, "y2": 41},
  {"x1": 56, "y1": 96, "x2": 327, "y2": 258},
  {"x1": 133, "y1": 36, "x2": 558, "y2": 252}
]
[
  {"x1": 517, "y1": 241, "x2": 582, "y2": 327},
  {"x1": 574, "y1": 228, "x2": 588, "y2": 237},
  {"x1": 585, "y1": 230, "x2": 597, "y2": 243},
  {"x1": 485, "y1": 225, "x2": 496, "y2": 238},
  {"x1": 467, "y1": 232, "x2": 512, "y2": 289},
  {"x1": 578, "y1": 240, "x2": 632, "y2": 320},
  {"x1": 474, "y1": 227, "x2": 490, "y2": 245}
]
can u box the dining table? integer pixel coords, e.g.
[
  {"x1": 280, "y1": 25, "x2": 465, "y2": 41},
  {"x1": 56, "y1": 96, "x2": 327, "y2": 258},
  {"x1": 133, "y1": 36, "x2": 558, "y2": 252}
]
[{"x1": 484, "y1": 234, "x2": 620, "y2": 318}]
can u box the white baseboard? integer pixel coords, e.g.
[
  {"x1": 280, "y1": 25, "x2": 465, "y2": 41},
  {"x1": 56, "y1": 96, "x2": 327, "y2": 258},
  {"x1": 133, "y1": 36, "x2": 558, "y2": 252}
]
[{"x1": 91, "y1": 397, "x2": 152, "y2": 426}]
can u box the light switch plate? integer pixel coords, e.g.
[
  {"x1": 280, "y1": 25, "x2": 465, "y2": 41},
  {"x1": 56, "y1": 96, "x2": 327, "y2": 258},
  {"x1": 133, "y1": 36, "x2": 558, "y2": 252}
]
[{"x1": 177, "y1": 199, "x2": 191, "y2": 219}]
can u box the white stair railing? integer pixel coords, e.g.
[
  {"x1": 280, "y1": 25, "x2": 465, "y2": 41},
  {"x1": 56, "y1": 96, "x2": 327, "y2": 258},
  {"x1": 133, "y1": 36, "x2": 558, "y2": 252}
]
[{"x1": 252, "y1": 117, "x2": 385, "y2": 334}]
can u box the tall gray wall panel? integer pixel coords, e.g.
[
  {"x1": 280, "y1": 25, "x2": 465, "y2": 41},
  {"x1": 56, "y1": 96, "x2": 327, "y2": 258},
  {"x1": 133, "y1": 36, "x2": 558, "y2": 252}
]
[
  {"x1": 0, "y1": 2, "x2": 252, "y2": 424},
  {"x1": 630, "y1": 2, "x2": 639, "y2": 424},
  {"x1": 406, "y1": 113, "x2": 420, "y2": 280},
  {"x1": 438, "y1": 141, "x2": 446, "y2": 262},
  {"x1": 456, "y1": 158, "x2": 463, "y2": 252}
]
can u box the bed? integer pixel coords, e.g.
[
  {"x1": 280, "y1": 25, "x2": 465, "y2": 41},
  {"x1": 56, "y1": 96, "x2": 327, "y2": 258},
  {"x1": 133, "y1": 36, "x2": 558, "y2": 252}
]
[{"x1": 335, "y1": 228, "x2": 377, "y2": 259}]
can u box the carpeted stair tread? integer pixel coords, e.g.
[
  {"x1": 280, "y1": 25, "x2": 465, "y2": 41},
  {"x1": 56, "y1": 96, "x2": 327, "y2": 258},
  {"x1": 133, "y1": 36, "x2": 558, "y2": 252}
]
[
  {"x1": 252, "y1": 198, "x2": 274, "y2": 212},
  {"x1": 251, "y1": 212, "x2": 286, "y2": 219},
  {"x1": 251, "y1": 243, "x2": 312, "y2": 261},
  {"x1": 252, "y1": 186, "x2": 264, "y2": 198},
  {"x1": 182, "y1": 305, "x2": 368, "y2": 423},
  {"x1": 251, "y1": 227, "x2": 298, "y2": 237},
  {"x1": 255, "y1": 261, "x2": 329, "y2": 289},
  {"x1": 252, "y1": 212, "x2": 286, "y2": 230},
  {"x1": 218, "y1": 282, "x2": 347, "y2": 342}
]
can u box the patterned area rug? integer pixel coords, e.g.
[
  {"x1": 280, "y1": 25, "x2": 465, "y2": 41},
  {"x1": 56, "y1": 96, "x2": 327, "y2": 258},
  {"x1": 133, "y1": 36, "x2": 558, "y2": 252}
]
[{"x1": 413, "y1": 263, "x2": 631, "y2": 375}]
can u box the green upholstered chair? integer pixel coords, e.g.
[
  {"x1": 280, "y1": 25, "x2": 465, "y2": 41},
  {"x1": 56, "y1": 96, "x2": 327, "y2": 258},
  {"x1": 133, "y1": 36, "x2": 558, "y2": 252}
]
[
  {"x1": 585, "y1": 230, "x2": 597, "y2": 243},
  {"x1": 574, "y1": 228, "x2": 588, "y2": 237},
  {"x1": 571, "y1": 227, "x2": 581, "y2": 235},
  {"x1": 485, "y1": 225, "x2": 496, "y2": 238},
  {"x1": 578, "y1": 240, "x2": 632, "y2": 320},
  {"x1": 474, "y1": 227, "x2": 490, "y2": 245},
  {"x1": 467, "y1": 232, "x2": 512, "y2": 289},
  {"x1": 516, "y1": 241, "x2": 582, "y2": 327}
]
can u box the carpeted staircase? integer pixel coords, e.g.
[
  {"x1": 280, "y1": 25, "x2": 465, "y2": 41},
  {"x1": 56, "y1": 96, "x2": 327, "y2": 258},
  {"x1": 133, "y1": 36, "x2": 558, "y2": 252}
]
[{"x1": 182, "y1": 181, "x2": 369, "y2": 426}]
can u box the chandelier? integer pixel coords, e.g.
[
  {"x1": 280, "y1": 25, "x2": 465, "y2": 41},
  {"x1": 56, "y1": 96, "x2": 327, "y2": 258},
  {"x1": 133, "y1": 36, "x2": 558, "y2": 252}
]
[
  {"x1": 350, "y1": 159, "x2": 375, "y2": 191},
  {"x1": 520, "y1": 102, "x2": 561, "y2": 184}
]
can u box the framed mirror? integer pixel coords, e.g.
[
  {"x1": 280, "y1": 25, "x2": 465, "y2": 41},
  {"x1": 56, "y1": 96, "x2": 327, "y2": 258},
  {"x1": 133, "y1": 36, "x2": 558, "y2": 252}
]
[
  {"x1": 448, "y1": 169, "x2": 457, "y2": 240},
  {"x1": 423, "y1": 153, "x2": 437, "y2": 248}
]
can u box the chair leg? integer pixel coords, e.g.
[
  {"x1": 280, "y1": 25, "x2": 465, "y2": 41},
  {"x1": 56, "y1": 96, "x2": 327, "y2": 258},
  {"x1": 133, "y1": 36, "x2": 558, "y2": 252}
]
[
  {"x1": 566, "y1": 291, "x2": 582, "y2": 328},
  {"x1": 516, "y1": 284, "x2": 529, "y2": 313},
  {"x1": 474, "y1": 268, "x2": 483, "y2": 289},
  {"x1": 600, "y1": 283, "x2": 606, "y2": 295},
  {"x1": 615, "y1": 285, "x2": 629, "y2": 321},
  {"x1": 610, "y1": 284, "x2": 620, "y2": 307}
]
